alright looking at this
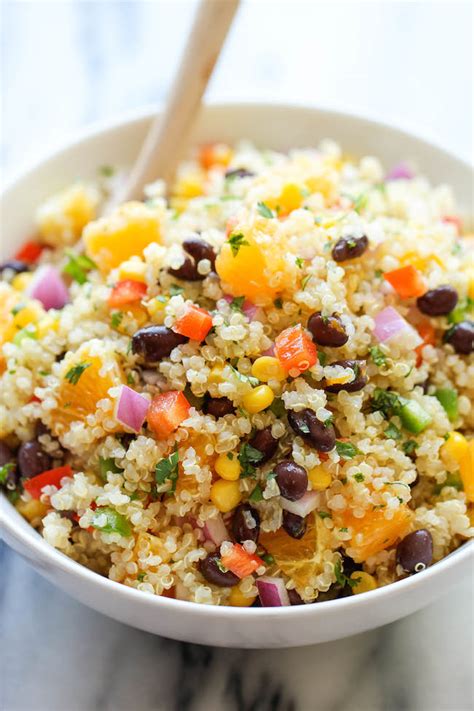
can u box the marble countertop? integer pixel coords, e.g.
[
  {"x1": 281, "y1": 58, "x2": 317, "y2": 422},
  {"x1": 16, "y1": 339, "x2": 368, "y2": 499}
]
[{"x1": 1, "y1": 2, "x2": 473, "y2": 710}]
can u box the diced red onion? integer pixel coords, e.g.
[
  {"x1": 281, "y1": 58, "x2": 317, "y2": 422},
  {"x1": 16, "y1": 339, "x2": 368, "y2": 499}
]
[
  {"x1": 373, "y1": 307, "x2": 423, "y2": 348},
  {"x1": 256, "y1": 577, "x2": 290, "y2": 607},
  {"x1": 280, "y1": 491, "x2": 320, "y2": 517},
  {"x1": 115, "y1": 385, "x2": 149, "y2": 432},
  {"x1": 386, "y1": 162, "x2": 414, "y2": 181},
  {"x1": 202, "y1": 514, "x2": 229, "y2": 546},
  {"x1": 28, "y1": 265, "x2": 69, "y2": 310}
]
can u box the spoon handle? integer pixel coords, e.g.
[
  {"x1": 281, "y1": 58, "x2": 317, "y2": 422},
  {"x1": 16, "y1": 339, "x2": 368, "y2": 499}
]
[{"x1": 115, "y1": 0, "x2": 240, "y2": 206}]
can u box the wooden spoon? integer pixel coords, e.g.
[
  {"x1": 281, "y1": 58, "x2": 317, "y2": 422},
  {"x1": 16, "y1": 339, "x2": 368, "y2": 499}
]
[{"x1": 113, "y1": 0, "x2": 240, "y2": 208}]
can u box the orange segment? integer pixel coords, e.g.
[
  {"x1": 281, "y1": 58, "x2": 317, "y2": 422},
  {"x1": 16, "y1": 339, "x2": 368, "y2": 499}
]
[
  {"x1": 50, "y1": 342, "x2": 124, "y2": 436},
  {"x1": 260, "y1": 514, "x2": 332, "y2": 589},
  {"x1": 334, "y1": 506, "x2": 412, "y2": 562},
  {"x1": 83, "y1": 201, "x2": 162, "y2": 273}
]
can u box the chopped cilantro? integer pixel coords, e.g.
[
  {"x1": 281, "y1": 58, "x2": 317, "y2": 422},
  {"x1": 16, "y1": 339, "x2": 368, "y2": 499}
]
[
  {"x1": 257, "y1": 201, "x2": 275, "y2": 218},
  {"x1": 169, "y1": 284, "x2": 184, "y2": 296},
  {"x1": 98, "y1": 456, "x2": 123, "y2": 481},
  {"x1": 111, "y1": 311, "x2": 124, "y2": 329},
  {"x1": 334, "y1": 559, "x2": 358, "y2": 588},
  {"x1": 155, "y1": 448, "x2": 179, "y2": 493},
  {"x1": 238, "y1": 443, "x2": 264, "y2": 478},
  {"x1": 301, "y1": 274, "x2": 312, "y2": 291},
  {"x1": 317, "y1": 351, "x2": 327, "y2": 366},
  {"x1": 273, "y1": 297, "x2": 283, "y2": 309},
  {"x1": 384, "y1": 422, "x2": 402, "y2": 440},
  {"x1": 370, "y1": 388, "x2": 406, "y2": 419},
  {"x1": 353, "y1": 472, "x2": 365, "y2": 482},
  {"x1": 249, "y1": 484, "x2": 263, "y2": 502},
  {"x1": 369, "y1": 346, "x2": 387, "y2": 367},
  {"x1": 339, "y1": 527, "x2": 348, "y2": 533},
  {"x1": 353, "y1": 193, "x2": 368, "y2": 214},
  {"x1": 318, "y1": 511, "x2": 332, "y2": 519},
  {"x1": 402, "y1": 440, "x2": 418, "y2": 455},
  {"x1": 230, "y1": 365, "x2": 259, "y2": 387},
  {"x1": 375, "y1": 268, "x2": 383, "y2": 278},
  {"x1": 137, "y1": 572, "x2": 146, "y2": 582},
  {"x1": 295, "y1": 257, "x2": 304, "y2": 269},
  {"x1": 126, "y1": 372, "x2": 135, "y2": 385},
  {"x1": 65, "y1": 361, "x2": 91, "y2": 385},
  {"x1": 228, "y1": 232, "x2": 250, "y2": 257},
  {"x1": 99, "y1": 165, "x2": 115, "y2": 177},
  {"x1": 261, "y1": 553, "x2": 275, "y2": 566},
  {"x1": 0, "y1": 462, "x2": 15, "y2": 484},
  {"x1": 229, "y1": 295, "x2": 245, "y2": 312},
  {"x1": 269, "y1": 397, "x2": 286, "y2": 418},
  {"x1": 447, "y1": 296, "x2": 474, "y2": 324},
  {"x1": 335, "y1": 441, "x2": 361, "y2": 459},
  {"x1": 63, "y1": 251, "x2": 97, "y2": 285}
]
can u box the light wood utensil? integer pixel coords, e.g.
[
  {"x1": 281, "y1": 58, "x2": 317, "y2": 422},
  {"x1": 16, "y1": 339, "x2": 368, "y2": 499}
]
[{"x1": 113, "y1": 0, "x2": 240, "y2": 208}]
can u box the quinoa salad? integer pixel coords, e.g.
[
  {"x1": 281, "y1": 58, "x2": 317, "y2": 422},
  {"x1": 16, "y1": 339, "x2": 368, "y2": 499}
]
[{"x1": 1, "y1": 140, "x2": 473, "y2": 608}]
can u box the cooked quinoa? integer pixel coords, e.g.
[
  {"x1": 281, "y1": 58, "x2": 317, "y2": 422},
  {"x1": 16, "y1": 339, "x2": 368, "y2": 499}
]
[{"x1": 1, "y1": 140, "x2": 473, "y2": 607}]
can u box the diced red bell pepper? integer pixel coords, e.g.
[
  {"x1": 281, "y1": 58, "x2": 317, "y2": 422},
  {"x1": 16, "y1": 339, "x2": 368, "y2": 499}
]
[
  {"x1": 221, "y1": 543, "x2": 264, "y2": 578},
  {"x1": 198, "y1": 143, "x2": 231, "y2": 171},
  {"x1": 148, "y1": 391, "x2": 191, "y2": 439},
  {"x1": 383, "y1": 265, "x2": 427, "y2": 299},
  {"x1": 173, "y1": 304, "x2": 213, "y2": 342},
  {"x1": 274, "y1": 324, "x2": 317, "y2": 376},
  {"x1": 415, "y1": 321, "x2": 436, "y2": 366},
  {"x1": 15, "y1": 240, "x2": 45, "y2": 264},
  {"x1": 23, "y1": 465, "x2": 73, "y2": 499},
  {"x1": 108, "y1": 279, "x2": 147, "y2": 308},
  {"x1": 29, "y1": 395, "x2": 42, "y2": 403}
]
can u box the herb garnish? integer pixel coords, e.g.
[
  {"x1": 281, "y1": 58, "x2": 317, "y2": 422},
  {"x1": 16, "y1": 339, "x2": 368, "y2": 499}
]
[
  {"x1": 335, "y1": 441, "x2": 361, "y2": 459},
  {"x1": 238, "y1": 443, "x2": 264, "y2": 478},
  {"x1": 301, "y1": 274, "x2": 312, "y2": 290},
  {"x1": 353, "y1": 472, "x2": 365, "y2": 482},
  {"x1": 98, "y1": 456, "x2": 123, "y2": 481},
  {"x1": 230, "y1": 365, "x2": 259, "y2": 387},
  {"x1": 369, "y1": 346, "x2": 387, "y2": 367},
  {"x1": 370, "y1": 388, "x2": 406, "y2": 419},
  {"x1": 229, "y1": 295, "x2": 245, "y2": 312},
  {"x1": 334, "y1": 559, "x2": 359, "y2": 588},
  {"x1": 228, "y1": 232, "x2": 250, "y2": 257},
  {"x1": 249, "y1": 484, "x2": 263, "y2": 502},
  {"x1": 402, "y1": 440, "x2": 418, "y2": 455},
  {"x1": 318, "y1": 511, "x2": 332, "y2": 519},
  {"x1": 63, "y1": 251, "x2": 97, "y2": 285},
  {"x1": 111, "y1": 311, "x2": 124, "y2": 329},
  {"x1": 384, "y1": 422, "x2": 402, "y2": 440},
  {"x1": 169, "y1": 284, "x2": 184, "y2": 296},
  {"x1": 318, "y1": 351, "x2": 327, "y2": 366},
  {"x1": 65, "y1": 361, "x2": 91, "y2": 385},
  {"x1": 273, "y1": 297, "x2": 283, "y2": 309},
  {"x1": 257, "y1": 202, "x2": 275, "y2": 219},
  {"x1": 295, "y1": 257, "x2": 304, "y2": 269},
  {"x1": 0, "y1": 462, "x2": 15, "y2": 484},
  {"x1": 155, "y1": 448, "x2": 179, "y2": 493}
]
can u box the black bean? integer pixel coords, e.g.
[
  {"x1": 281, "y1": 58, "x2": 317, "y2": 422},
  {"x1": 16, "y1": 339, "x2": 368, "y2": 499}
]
[
  {"x1": 18, "y1": 440, "x2": 52, "y2": 479},
  {"x1": 339, "y1": 553, "x2": 362, "y2": 577},
  {"x1": 204, "y1": 397, "x2": 235, "y2": 418},
  {"x1": 307, "y1": 311, "x2": 348, "y2": 347},
  {"x1": 275, "y1": 460, "x2": 308, "y2": 501},
  {"x1": 0, "y1": 441, "x2": 18, "y2": 491},
  {"x1": 132, "y1": 326, "x2": 188, "y2": 363},
  {"x1": 444, "y1": 321, "x2": 474, "y2": 355},
  {"x1": 417, "y1": 285, "x2": 458, "y2": 316},
  {"x1": 0, "y1": 260, "x2": 29, "y2": 278},
  {"x1": 287, "y1": 409, "x2": 336, "y2": 452},
  {"x1": 232, "y1": 504, "x2": 260, "y2": 544},
  {"x1": 225, "y1": 168, "x2": 255, "y2": 179},
  {"x1": 324, "y1": 359, "x2": 368, "y2": 393},
  {"x1": 396, "y1": 529, "x2": 433, "y2": 574},
  {"x1": 316, "y1": 585, "x2": 345, "y2": 602},
  {"x1": 288, "y1": 589, "x2": 305, "y2": 605},
  {"x1": 331, "y1": 235, "x2": 369, "y2": 262},
  {"x1": 248, "y1": 426, "x2": 278, "y2": 464},
  {"x1": 198, "y1": 552, "x2": 239, "y2": 587},
  {"x1": 282, "y1": 511, "x2": 306, "y2": 539},
  {"x1": 168, "y1": 237, "x2": 216, "y2": 281}
]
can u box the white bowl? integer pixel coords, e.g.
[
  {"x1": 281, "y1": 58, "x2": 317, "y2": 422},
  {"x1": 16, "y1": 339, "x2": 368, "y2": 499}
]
[{"x1": 1, "y1": 104, "x2": 472, "y2": 648}]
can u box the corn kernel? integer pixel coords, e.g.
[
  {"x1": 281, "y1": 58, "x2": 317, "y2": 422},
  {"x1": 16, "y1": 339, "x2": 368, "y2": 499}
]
[
  {"x1": 251, "y1": 356, "x2": 287, "y2": 383},
  {"x1": 12, "y1": 272, "x2": 33, "y2": 291},
  {"x1": 215, "y1": 452, "x2": 241, "y2": 481},
  {"x1": 308, "y1": 467, "x2": 332, "y2": 491},
  {"x1": 145, "y1": 296, "x2": 168, "y2": 324},
  {"x1": 210, "y1": 479, "x2": 242, "y2": 513},
  {"x1": 118, "y1": 257, "x2": 147, "y2": 283},
  {"x1": 242, "y1": 385, "x2": 274, "y2": 414},
  {"x1": 12, "y1": 302, "x2": 45, "y2": 329},
  {"x1": 460, "y1": 440, "x2": 474, "y2": 503},
  {"x1": 279, "y1": 183, "x2": 303, "y2": 214},
  {"x1": 173, "y1": 173, "x2": 204, "y2": 199},
  {"x1": 228, "y1": 586, "x2": 256, "y2": 607},
  {"x1": 16, "y1": 498, "x2": 48, "y2": 523},
  {"x1": 441, "y1": 431, "x2": 468, "y2": 465},
  {"x1": 350, "y1": 571, "x2": 377, "y2": 595},
  {"x1": 36, "y1": 314, "x2": 59, "y2": 339}
]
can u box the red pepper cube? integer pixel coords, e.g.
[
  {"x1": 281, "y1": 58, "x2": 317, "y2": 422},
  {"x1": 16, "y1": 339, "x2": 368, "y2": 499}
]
[
  {"x1": 148, "y1": 391, "x2": 191, "y2": 439},
  {"x1": 23, "y1": 465, "x2": 73, "y2": 499},
  {"x1": 108, "y1": 279, "x2": 147, "y2": 308},
  {"x1": 274, "y1": 324, "x2": 317, "y2": 376},
  {"x1": 383, "y1": 265, "x2": 427, "y2": 299},
  {"x1": 173, "y1": 304, "x2": 213, "y2": 342},
  {"x1": 221, "y1": 543, "x2": 264, "y2": 579},
  {"x1": 15, "y1": 240, "x2": 45, "y2": 264}
]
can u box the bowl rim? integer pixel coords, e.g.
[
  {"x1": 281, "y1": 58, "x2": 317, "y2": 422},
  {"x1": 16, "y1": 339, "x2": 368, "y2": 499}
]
[{"x1": 1, "y1": 101, "x2": 473, "y2": 622}]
